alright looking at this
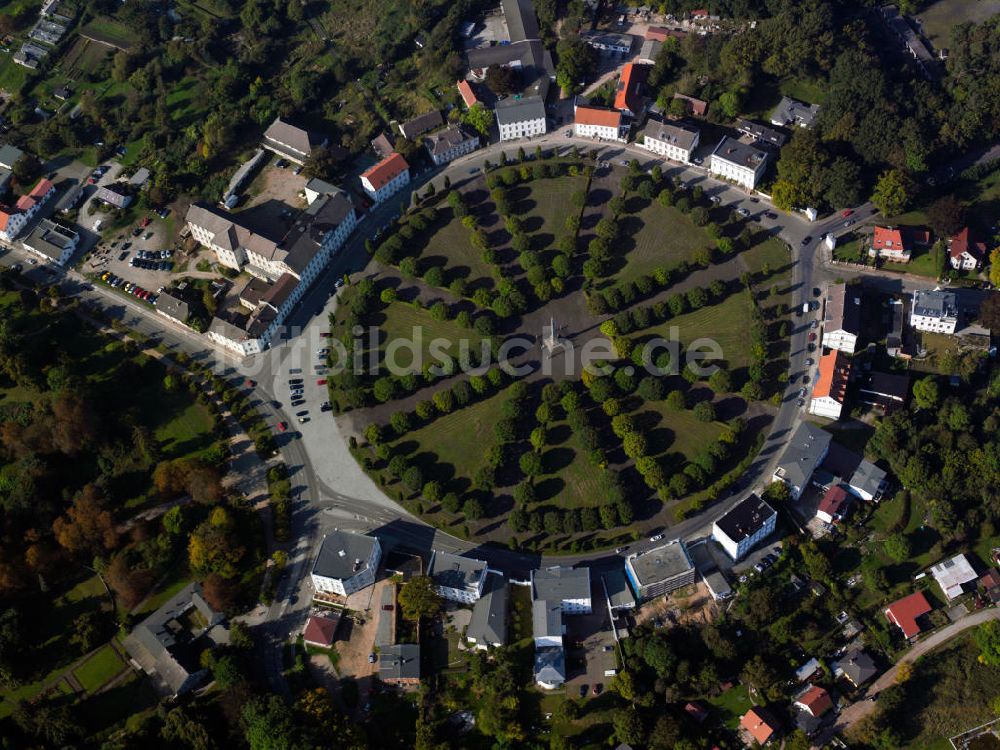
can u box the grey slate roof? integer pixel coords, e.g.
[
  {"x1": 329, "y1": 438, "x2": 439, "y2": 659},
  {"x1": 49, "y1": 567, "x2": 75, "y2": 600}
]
[
  {"x1": 95, "y1": 184, "x2": 132, "y2": 208},
  {"x1": 22, "y1": 219, "x2": 77, "y2": 262},
  {"x1": 502, "y1": 0, "x2": 540, "y2": 42},
  {"x1": 428, "y1": 550, "x2": 487, "y2": 592},
  {"x1": 495, "y1": 95, "x2": 547, "y2": 126},
  {"x1": 379, "y1": 643, "x2": 421, "y2": 681},
  {"x1": 638, "y1": 38, "x2": 661, "y2": 62},
  {"x1": 771, "y1": 96, "x2": 820, "y2": 129},
  {"x1": 532, "y1": 566, "x2": 591, "y2": 603},
  {"x1": 774, "y1": 422, "x2": 833, "y2": 491},
  {"x1": 312, "y1": 531, "x2": 379, "y2": 581},
  {"x1": 849, "y1": 460, "x2": 887, "y2": 497},
  {"x1": 912, "y1": 289, "x2": 957, "y2": 319},
  {"x1": 533, "y1": 646, "x2": 565, "y2": 684},
  {"x1": 601, "y1": 569, "x2": 637, "y2": 610},
  {"x1": 736, "y1": 118, "x2": 788, "y2": 147},
  {"x1": 155, "y1": 290, "x2": 190, "y2": 322},
  {"x1": 263, "y1": 117, "x2": 326, "y2": 158},
  {"x1": 712, "y1": 136, "x2": 768, "y2": 169},
  {"x1": 835, "y1": 647, "x2": 878, "y2": 686},
  {"x1": 714, "y1": 494, "x2": 775, "y2": 544},
  {"x1": 0, "y1": 143, "x2": 24, "y2": 169},
  {"x1": 398, "y1": 110, "x2": 444, "y2": 140},
  {"x1": 467, "y1": 573, "x2": 508, "y2": 646},
  {"x1": 425, "y1": 126, "x2": 477, "y2": 158},
  {"x1": 825, "y1": 283, "x2": 862, "y2": 334},
  {"x1": 532, "y1": 598, "x2": 563, "y2": 640},
  {"x1": 643, "y1": 120, "x2": 699, "y2": 151}
]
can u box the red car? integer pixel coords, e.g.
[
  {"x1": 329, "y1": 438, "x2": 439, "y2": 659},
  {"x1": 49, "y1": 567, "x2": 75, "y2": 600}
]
[
  {"x1": 841, "y1": 208, "x2": 853, "y2": 218},
  {"x1": 139, "y1": 216, "x2": 151, "y2": 228},
  {"x1": 277, "y1": 421, "x2": 287, "y2": 432},
  {"x1": 808, "y1": 332, "x2": 817, "y2": 342},
  {"x1": 244, "y1": 378, "x2": 256, "y2": 388},
  {"x1": 316, "y1": 379, "x2": 327, "y2": 386}
]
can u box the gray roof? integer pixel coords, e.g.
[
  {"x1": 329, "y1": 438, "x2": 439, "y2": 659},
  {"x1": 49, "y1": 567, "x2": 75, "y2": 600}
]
[
  {"x1": 263, "y1": 117, "x2": 325, "y2": 158},
  {"x1": 399, "y1": 110, "x2": 444, "y2": 140},
  {"x1": 774, "y1": 422, "x2": 833, "y2": 490},
  {"x1": 835, "y1": 647, "x2": 877, "y2": 686},
  {"x1": 95, "y1": 184, "x2": 132, "y2": 208},
  {"x1": 581, "y1": 30, "x2": 635, "y2": 49},
  {"x1": 155, "y1": 290, "x2": 190, "y2": 322},
  {"x1": 532, "y1": 598, "x2": 563, "y2": 640},
  {"x1": 280, "y1": 189, "x2": 354, "y2": 274},
  {"x1": 22, "y1": 219, "x2": 77, "y2": 261},
  {"x1": 912, "y1": 289, "x2": 957, "y2": 319},
  {"x1": 305, "y1": 177, "x2": 338, "y2": 196},
  {"x1": 771, "y1": 96, "x2": 820, "y2": 129},
  {"x1": 532, "y1": 566, "x2": 590, "y2": 603},
  {"x1": 712, "y1": 136, "x2": 768, "y2": 169},
  {"x1": 467, "y1": 39, "x2": 554, "y2": 81},
  {"x1": 714, "y1": 494, "x2": 776, "y2": 544},
  {"x1": 312, "y1": 531, "x2": 379, "y2": 581},
  {"x1": 129, "y1": 167, "x2": 150, "y2": 186},
  {"x1": 638, "y1": 38, "x2": 661, "y2": 62},
  {"x1": 627, "y1": 540, "x2": 694, "y2": 587},
  {"x1": 533, "y1": 646, "x2": 565, "y2": 684},
  {"x1": 643, "y1": 120, "x2": 699, "y2": 151},
  {"x1": 495, "y1": 95, "x2": 547, "y2": 126},
  {"x1": 375, "y1": 584, "x2": 395, "y2": 647},
  {"x1": 502, "y1": 0, "x2": 540, "y2": 42},
  {"x1": 736, "y1": 119, "x2": 788, "y2": 147},
  {"x1": 467, "y1": 573, "x2": 508, "y2": 646},
  {"x1": 0, "y1": 143, "x2": 23, "y2": 169},
  {"x1": 825, "y1": 283, "x2": 862, "y2": 334},
  {"x1": 379, "y1": 643, "x2": 421, "y2": 681},
  {"x1": 601, "y1": 569, "x2": 637, "y2": 610},
  {"x1": 428, "y1": 550, "x2": 487, "y2": 593},
  {"x1": 425, "y1": 126, "x2": 477, "y2": 157},
  {"x1": 849, "y1": 460, "x2": 887, "y2": 496}
]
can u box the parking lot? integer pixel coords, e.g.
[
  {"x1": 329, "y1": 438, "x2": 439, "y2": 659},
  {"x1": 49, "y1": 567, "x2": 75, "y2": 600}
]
[
  {"x1": 563, "y1": 583, "x2": 618, "y2": 698},
  {"x1": 235, "y1": 159, "x2": 309, "y2": 237}
]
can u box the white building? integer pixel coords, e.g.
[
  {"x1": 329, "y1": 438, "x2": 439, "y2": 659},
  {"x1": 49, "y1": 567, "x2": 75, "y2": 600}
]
[
  {"x1": 359, "y1": 152, "x2": 410, "y2": 204},
  {"x1": 625, "y1": 540, "x2": 696, "y2": 600},
  {"x1": 573, "y1": 103, "x2": 625, "y2": 141},
  {"x1": 822, "y1": 283, "x2": 862, "y2": 353},
  {"x1": 531, "y1": 566, "x2": 592, "y2": 613},
  {"x1": 712, "y1": 494, "x2": 776, "y2": 561},
  {"x1": 929, "y1": 554, "x2": 977, "y2": 600},
  {"x1": 428, "y1": 550, "x2": 488, "y2": 604},
  {"x1": 709, "y1": 136, "x2": 768, "y2": 190},
  {"x1": 311, "y1": 531, "x2": 382, "y2": 597},
  {"x1": 21, "y1": 219, "x2": 78, "y2": 266},
  {"x1": 424, "y1": 126, "x2": 480, "y2": 166},
  {"x1": 809, "y1": 350, "x2": 852, "y2": 420},
  {"x1": 910, "y1": 289, "x2": 958, "y2": 334},
  {"x1": 495, "y1": 96, "x2": 547, "y2": 142},
  {"x1": 640, "y1": 120, "x2": 700, "y2": 164},
  {"x1": 262, "y1": 117, "x2": 328, "y2": 165},
  {"x1": 0, "y1": 177, "x2": 55, "y2": 241}
]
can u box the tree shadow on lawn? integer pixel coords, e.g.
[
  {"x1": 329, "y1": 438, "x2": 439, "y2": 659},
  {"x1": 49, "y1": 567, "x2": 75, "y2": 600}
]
[
  {"x1": 533, "y1": 476, "x2": 566, "y2": 502},
  {"x1": 529, "y1": 231, "x2": 555, "y2": 253},
  {"x1": 465, "y1": 187, "x2": 491, "y2": 206},
  {"x1": 542, "y1": 446, "x2": 575, "y2": 474},
  {"x1": 715, "y1": 396, "x2": 748, "y2": 421},
  {"x1": 624, "y1": 195, "x2": 651, "y2": 214},
  {"x1": 546, "y1": 423, "x2": 572, "y2": 447},
  {"x1": 587, "y1": 187, "x2": 612, "y2": 209},
  {"x1": 646, "y1": 425, "x2": 676, "y2": 456},
  {"x1": 520, "y1": 215, "x2": 544, "y2": 234}
]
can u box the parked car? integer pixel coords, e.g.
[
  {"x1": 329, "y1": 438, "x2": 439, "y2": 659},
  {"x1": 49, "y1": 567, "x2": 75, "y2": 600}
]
[
  {"x1": 649, "y1": 533, "x2": 664, "y2": 542},
  {"x1": 801, "y1": 236, "x2": 812, "y2": 246},
  {"x1": 368, "y1": 653, "x2": 377, "y2": 664},
  {"x1": 277, "y1": 422, "x2": 287, "y2": 432}
]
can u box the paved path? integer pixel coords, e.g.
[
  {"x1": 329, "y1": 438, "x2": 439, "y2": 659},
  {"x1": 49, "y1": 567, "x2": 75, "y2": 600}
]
[{"x1": 816, "y1": 608, "x2": 1000, "y2": 747}]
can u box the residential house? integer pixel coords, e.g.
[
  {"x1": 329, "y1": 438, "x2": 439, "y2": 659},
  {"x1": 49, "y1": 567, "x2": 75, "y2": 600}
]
[
  {"x1": 637, "y1": 38, "x2": 661, "y2": 64},
  {"x1": 857, "y1": 371, "x2": 909, "y2": 413},
  {"x1": 847, "y1": 459, "x2": 888, "y2": 502},
  {"x1": 930, "y1": 554, "x2": 977, "y2": 601},
  {"x1": 639, "y1": 119, "x2": 699, "y2": 163},
  {"x1": 360, "y1": 152, "x2": 411, "y2": 204},
  {"x1": 428, "y1": 550, "x2": 488, "y2": 604},
  {"x1": 880, "y1": 5, "x2": 937, "y2": 79},
  {"x1": 645, "y1": 26, "x2": 685, "y2": 42},
  {"x1": 21, "y1": 218, "x2": 78, "y2": 266},
  {"x1": 672, "y1": 92, "x2": 708, "y2": 117},
  {"x1": 625, "y1": 539, "x2": 696, "y2": 600},
  {"x1": 466, "y1": 0, "x2": 555, "y2": 93},
  {"x1": 833, "y1": 646, "x2": 878, "y2": 688},
  {"x1": 823, "y1": 283, "x2": 862, "y2": 353},
  {"x1": 0, "y1": 177, "x2": 55, "y2": 241},
  {"x1": 979, "y1": 569, "x2": 1000, "y2": 605},
  {"x1": 398, "y1": 110, "x2": 444, "y2": 141},
  {"x1": 311, "y1": 531, "x2": 382, "y2": 597},
  {"x1": 122, "y1": 582, "x2": 229, "y2": 697},
  {"x1": 0, "y1": 143, "x2": 23, "y2": 191},
  {"x1": 869, "y1": 225, "x2": 930, "y2": 263},
  {"x1": 795, "y1": 658, "x2": 821, "y2": 684},
  {"x1": 456, "y1": 79, "x2": 479, "y2": 108},
  {"x1": 466, "y1": 573, "x2": 508, "y2": 649},
  {"x1": 910, "y1": 289, "x2": 958, "y2": 334},
  {"x1": 795, "y1": 685, "x2": 833, "y2": 718},
  {"x1": 711, "y1": 493, "x2": 776, "y2": 561},
  {"x1": 948, "y1": 227, "x2": 987, "y2": 271},
  {"x1": 302, "y1": 612, "x2": 340, "y2": 648},
  {"x1": 95, "y1": 184, "x2": 133, "y2": 209},
  {"x1": 533, "y1": 646, "x2": 566, "y2": 689},
  {"x1": 303, "y1": 177, "x2": 339, "y2": 206},
  {"x1": 496, "y1": 96, "x2": 547, "y2": 142},
  {"x1": 709, "y1": 136, "x2": 768, "y2": 190},
  {"x1": 614, "y1": 63, "x2": 648, "y2": 117},
  {"x1": 885, "y1": 591, "x2": 932, "y2": 639},
  {"x1": 740, "y1": 707, "x2": 780, "y2": 746},
  {"x1": 531, "y1": 565, "x2": 589, "y2": 689},
  {"x1": 601, "y1": 569, "x2": 637, "y2": 611},
  {"x1": 736, "y1": 118, "x2": 788, "y2": 148},
  {"x1": 531, "y1": 566, "x2": 592, "y2": 613},
  {"x1": 379, "y1": 643, "x2": 421, "y2": 687},
  {"x1": 816, "y1": 485, "x2": 852, "y2": 525},
  {"x1": 770, "y1": 96, "x2": 820, "y2": 129},
  {"x1": 154, "y1": 290, "x2": 191, "y2": 326},
  {"x1": 771, "y1": 422, "x2": 832, "y2": 500},
  {"x1": 263, "y1": 117, "x2": 328, "y2": 165},
  {"x1": 370, "y1": 132, "x2": 396, "y2": 160},
  {"x1": 424, "y1": 126, "x2": 480, "y2": 166},
  {"x1": 573, "y1": 103, "x2": 625, "y2": 142},
  {"x1": 809, "y1": 349, "x2": 852, "y2": 420},
  {"x1": 581, "y1": 30, "x2": 634, "y2": 55}
]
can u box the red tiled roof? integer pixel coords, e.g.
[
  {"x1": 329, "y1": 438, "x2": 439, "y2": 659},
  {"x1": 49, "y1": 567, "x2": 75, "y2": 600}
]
[
  {"x1": 949, "y1": 227, "x2": 987, "y2": 261},
  {"x1": 885, "y1": 591, "x2": 932, "y2": 639},
  {"x1": 980, "y1": 569, "x2": 1000, "y2": 589},
  {"x1": 796, "y1": 685, "x2": 833, "y2": 717},
  {"x1": 362, "y1": 152, "x2": 409, "y2": 191},
  {"x1": 645, "y1": 26, "x2": 685, "y2": 41},
  {"x1": 673, "y1": 92, "x2": 708, "y2": 116},
  {"x1": 741, "y1": 708, "x2": 777, "y2": 745},
  {"x1": 872, "y1": 226, "x2": 905, "y2": 252},
  {"x1": 457, "y1": 79, "x2": 478, "y2": 108},
  {"x1": 685, "y1": 701, "x2": 709, "y2": 723},
  {"x1": 817, "y1": 485, "x2": 851, "y2": 520},
  {"x1": 813, "y1": 350, "x2": 851, "y2": 402},
  {"x1": 575, "y1": 105, "x2": 621, "y2": 128},
  {"x1": 303, "y1": 614, "x2": 338, "y2": 646},
  {"x1": 29, "y1": 178, "x2": 53, "y2": 198},
  {"x1": 614, "y1": 63, "x2": 648, "y2": 113},
  {"x1": 0, "y1": 208, "x2": 12, "y2": 231},
  {"x1": 15, "y1": 195, "x2": 35, "y2": 211}
]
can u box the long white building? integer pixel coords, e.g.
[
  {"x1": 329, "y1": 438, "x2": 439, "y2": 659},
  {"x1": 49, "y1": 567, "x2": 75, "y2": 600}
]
[
  {"x1": 573, "y1": 103, "x2": 625, "y2": 141},
  {"x1": 910, "y1": 289, "x2": 958, "y2": 334},
  {"x1": 640, "y1": 120, "x2": 700, "y2": 164},
  {"x1": 311, "y1": 531, "x2": 382, "y2": 597},
  {"x1": 496, "y1": 96, "x2": 547, "y2": 142},
  {"x1": 712, "y1": 494, "x2": 776, "y2": 561},
  {"x1": 359, "y1": 152, "x2": 410, "y2": 204},
  {"x1": 428, "y1": 550, "x2": 488, "y2": 604},
  {"x1": 709, "y1": 137, "x2": 768, "y2": 190}
]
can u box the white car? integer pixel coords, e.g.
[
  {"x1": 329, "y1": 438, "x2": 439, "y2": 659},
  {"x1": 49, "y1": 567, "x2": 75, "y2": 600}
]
[
  {"x1": 649, "y1": 534, "x2": 664, "y2": 543},
  {"x1": 93, "y1": 219, "x2": 103, "y2": 231}
]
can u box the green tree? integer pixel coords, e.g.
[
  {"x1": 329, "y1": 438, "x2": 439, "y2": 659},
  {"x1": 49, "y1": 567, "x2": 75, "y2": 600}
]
[
  {"x1": 975, "y1": 620, "x2": 1000, "y2": 667},
  {"x1": 555, "y1": 38, "x2": 596, "y2": 94},
  {"x1": 398, "y1": 576, "x2": 442, "y2": 621},
  {"x1": 912, "y1": 376, "x2": 940, "y2": 410},
  {"x1": 883, "y1": 532, "x2": 911, "y2": 562},
  {"x1": 463, "y1": 103, "x2": 494, "y2": 137},
  {"x1": 871, "y1": 169, "x2": 909, "y2": 217}
]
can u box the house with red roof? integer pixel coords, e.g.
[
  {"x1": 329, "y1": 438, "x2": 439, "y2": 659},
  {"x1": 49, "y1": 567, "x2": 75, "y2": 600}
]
[
  {"x1": 0, "y1": 177, "x2": 56, "y2": 241},
  {"x1": 948, "y1": 227, "x2": 987, "y2": 271},
  {"x1": 795, "y1": 685, "x2": 833, "y2": 717},
  {"x1": 302, "y1": 612, "x2": 340, "y2": 648},
  {"x1": 740, "y1": 707, "x2": 779, "y2": 746},
  {"x1": 885, "y1": 590, "x2": 932, "y2": 639},
  {"x1": 457, "y1": 79, "x2": 479, "y2": 109},
  {"x1": 979, "y1": 569, "x2": 1000, "y2": 605},
  {"x1": 573, "y1": 103, "x2": 625, "y2": 141},
  {"x1": 816, "y1": 485, "x2": 852, "y2": 524},
  {"x1": 869, "y1": 225, "x2": 932, "y2": 263},
  {"x1": 808, "y1": 350, "x2": 852, "y2": 420},
  {"x1": 614, "y1": 63, "x2": 648, "y2": 117},
  {"x1": 360, "y1": 152, "x2": 410, "y2": 204},
  {"x1": 672, "y1": 92, "x2": 708, "y2": 117}
]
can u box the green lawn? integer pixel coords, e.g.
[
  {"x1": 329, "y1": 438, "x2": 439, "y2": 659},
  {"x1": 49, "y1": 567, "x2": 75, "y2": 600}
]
[
  {"x1": 640, "y1": 404, "x2": 725, "y2": 466},
  {"x1": 884, "y1": 245, "x2": 945, "y2": 278},
  {"x1": 378, "y1": 300, "x2": 485, "y2": 375},
  {"x1": 533, "y1": 417, "x2": 609, "y2": 509},
  {"x1": 152, "y1": 397, "x2": 217, "y2": 459},
  {"x1": 420, "y1": 206, "x2": 496, "y2": 290},
  {"x1": 79, "y1": 17, "x2": 139, "y2": 48},
  {"x1": 78, "y1": 670, "x2": 159, "y2": 731},
  {"x1": 780, "y1": 76, "x2": 829, "y2": 106},
  {"x1": 134, "y1": 565, "x2": 192, "y2": 616},
  {"x1": 515, "y1": 173, "x2": 588, "y2": 241},
  {"x1": 832, "y1": 233, "x2": 867, "y2": 263},
  {"x1": 73, "y1": 644, "x2": 127, "y2": 694},
  {"x1": 707, "y1": 683, "x2": 753, "y2": 729},
  {"x1": 918, "y1": 0, "x2": 1000, "y2": 47},
  {"x1": 613, "y1": 201, "x2": 712, "y2": 284},
  {"x1": 741, "y1": 236, "x2": 790, "y2": 276}
]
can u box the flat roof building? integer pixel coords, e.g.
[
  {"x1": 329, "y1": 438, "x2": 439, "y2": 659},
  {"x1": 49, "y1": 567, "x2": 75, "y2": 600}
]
[
  {"x1": 428, "y1": 550, "x2": 488, "y2": 604},
  {"x1": 531, "y1": 566, "x2": 591, "y2": 613},
  {"x1": 625, "y1": 540, "x2": 696, "y2": 600},
  {"x1": 21, "y1": 218, "x2": 78, "y2": 266},
  {"x1": 712, "y1": 494, "x2": 776, "y2": 561}
]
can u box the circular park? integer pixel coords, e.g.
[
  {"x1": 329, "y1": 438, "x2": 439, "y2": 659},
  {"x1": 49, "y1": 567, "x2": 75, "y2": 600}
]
[{"x1": 328, "y1": 147, "x2": 793, "y2": 554}]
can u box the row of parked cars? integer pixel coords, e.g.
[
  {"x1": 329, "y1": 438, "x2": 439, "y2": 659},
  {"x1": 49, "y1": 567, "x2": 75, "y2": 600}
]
[
  {"x1": 129, "y1": 256, "x2": 174, "y2": 271},
  {"x1": 99, "y1": 271, "x2": 158, "y2": 304}
]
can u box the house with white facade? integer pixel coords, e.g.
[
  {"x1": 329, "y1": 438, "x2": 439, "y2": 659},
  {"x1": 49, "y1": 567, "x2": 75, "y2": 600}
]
[
  {"x1": 809, "y1": 350, "x2": 852, "y2": 420},
  {"x1": 822, "y1": 283, "x2": 862, "y2": 353},
  {"x1": 625, "y1": 540, "x2": 696, "y2": 601},
  {"x1": 910, "y1": 289, "x2": 958, "y2": 334},
  {"x1": 640, "y1": 120, "x2": 700, "y2": 163},
  {"x1": 21, "y1": 218, "x2": 78, "y2": 266},
  {"x1": 496, "y1": 96, "x2": 547, "y2": 142},
  {"x1": 359, "y1": 152, "x2": 410, "y2": 204},
  {"x1": 530, "y1": 564, "x2": 590, "y2": 690},
  {"x1": 573, "y1": 103, "x2": 625, "y2": 141},
  {"x1": 848, "y1": 459, "x2": 888, "y2": 502},
  {"x1": 424, "y1": 126, "x2": 480, "y2": 166},
  {"x1": 531, "y1": 566, "x2": 591, "y2": 613},
  {"x1": 930, "y1": 554, "x2": 977, "y2": 600},
  {"x1": 712, "y1": 494, "x2": 776, "y2": 561},
  {"x1": 770, "y1": 96, "x2": 820, "y2": 129},
  {"x1": 311, "y1": 531, "x2": 382, "y2": 597},
  {"x1": 709, "y1": 137, "x2": 768, "y2": 190},
  {"x1": 466, "y1": 573, "x2": 507, "y2": 650},
  {"x1": 948, "y1": 227, "x2": 987, "y2": 271},
  {"x1": 428, "y1": 550, "x2": 488, "y2": 603},
  {"x1": 0, "y1": 177, "x2": 55, "y2": 241}
]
